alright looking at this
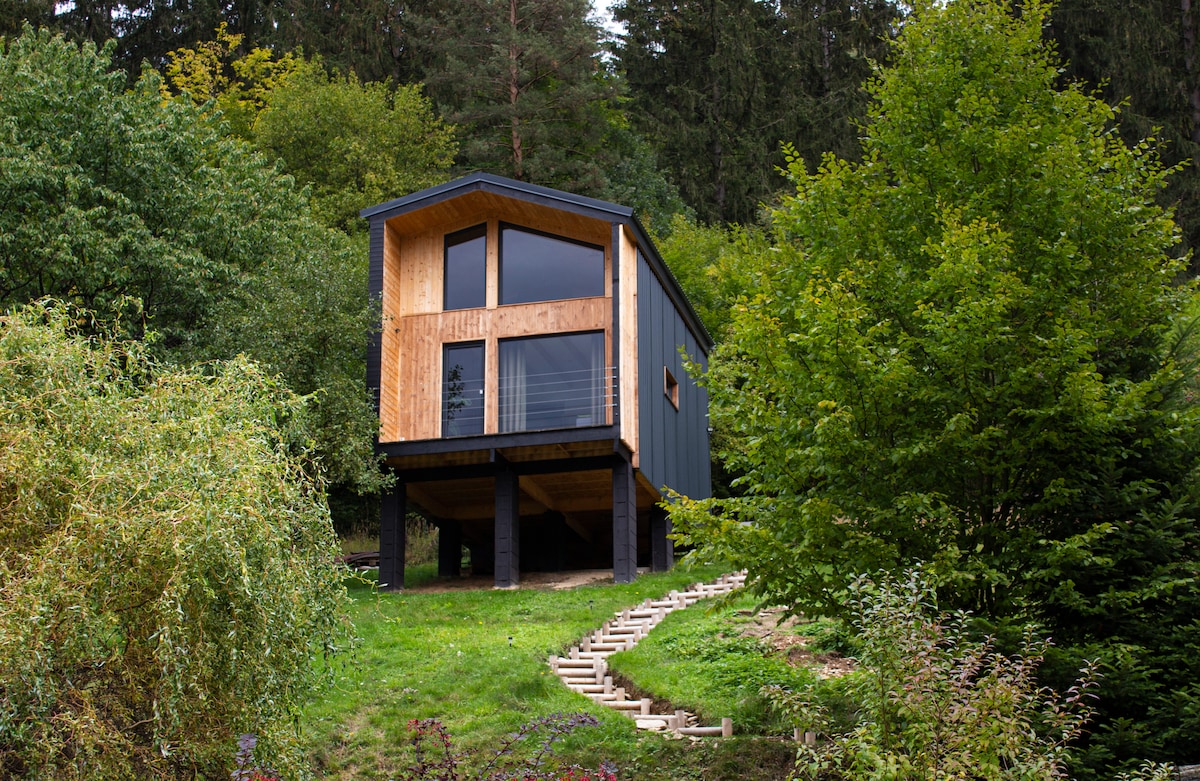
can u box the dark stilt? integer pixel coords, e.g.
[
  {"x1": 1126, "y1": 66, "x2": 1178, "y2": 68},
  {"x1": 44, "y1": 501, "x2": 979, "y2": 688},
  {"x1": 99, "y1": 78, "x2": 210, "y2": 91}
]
[
  {"x1": 651, "y1": 505, "x2": 673, "y2": 572},
  {"x1": 380, "y1": 480, "x2": 406, "y2": 591},
  {"x1": 495, "y1": 467, "x2": 520, "y2": 588},
  {"x1": 613, "y1": 458, "x2": 638, "y2": 584}
]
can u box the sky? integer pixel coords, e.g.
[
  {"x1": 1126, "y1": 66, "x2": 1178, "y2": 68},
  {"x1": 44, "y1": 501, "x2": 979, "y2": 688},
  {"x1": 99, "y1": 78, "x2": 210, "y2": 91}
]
[{"x1": 592, "y1": 0, "x2": 626, "y2": 36}]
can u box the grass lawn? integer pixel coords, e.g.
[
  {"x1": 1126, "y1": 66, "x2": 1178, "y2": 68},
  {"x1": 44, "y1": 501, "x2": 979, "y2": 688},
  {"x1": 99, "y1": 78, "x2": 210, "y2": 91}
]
[{"x1": 300, "y1": 564, "x2": 799, "y2": 780}]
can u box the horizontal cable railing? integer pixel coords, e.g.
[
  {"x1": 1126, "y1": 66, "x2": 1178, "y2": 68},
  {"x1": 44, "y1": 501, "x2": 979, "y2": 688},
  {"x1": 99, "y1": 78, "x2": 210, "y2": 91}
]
[{"x1": 441, "y1": 367, "x2": 618, "y2": 433}]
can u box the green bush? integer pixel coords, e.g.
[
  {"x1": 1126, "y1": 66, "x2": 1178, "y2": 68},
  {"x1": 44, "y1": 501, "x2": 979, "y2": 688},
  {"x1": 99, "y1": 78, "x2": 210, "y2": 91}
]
[
  {"x1": 768, "y1": 570, "x2": 1174, "y2": 781},
  {"x1": 0, "y1": 302, "x2": 351, "y2": 779}
]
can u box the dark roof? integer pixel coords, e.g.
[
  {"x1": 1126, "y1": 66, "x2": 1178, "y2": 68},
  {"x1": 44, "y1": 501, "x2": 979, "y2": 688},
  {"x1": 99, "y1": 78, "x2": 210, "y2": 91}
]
[{"x1": 361, "y1": 172, "x2": 713, "y2": 351}]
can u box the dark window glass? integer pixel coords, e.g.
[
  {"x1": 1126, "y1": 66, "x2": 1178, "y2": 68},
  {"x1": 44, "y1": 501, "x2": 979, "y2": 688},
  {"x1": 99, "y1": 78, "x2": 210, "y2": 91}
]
[
  {"x1": 499, "y1": 332, "x2": 607, "y2": 433},
  {"x1": 499, "y1": 224, "x2": 604, "y2": 305},
  {"x1": 443, "y1": 342, "x2": 485, "y2": 437},
  {"x1": 444, "y1": 224, "x2": 487, "y2": 310}
]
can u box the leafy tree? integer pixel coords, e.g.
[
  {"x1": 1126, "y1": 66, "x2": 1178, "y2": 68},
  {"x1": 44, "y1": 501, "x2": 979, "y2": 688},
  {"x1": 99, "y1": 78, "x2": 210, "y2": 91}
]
[
  {"x1": 613, "y1": 0, "x2": 900, "y2": 225},
  {"x1": 0, "y1": 302, "x2": 350, "y2": 779},
  {"x1": 1, "y1": 27, "x2": 387, "y2": 510},
  {"x1": 251, "y1": 65, "x2": 456, "y2": 232},
  {"x1": 1, "y1": 27, "x2": 327, "y2": 351},
  {"x1": 669, "y1": 0, "x2": 1200, "y2": 769},
  {"x1": 164, "y1": 31, "x2": 457, "y2": 232},
  {"x1": 655, "y1": 214, "x2": 765, "y2": 338}
]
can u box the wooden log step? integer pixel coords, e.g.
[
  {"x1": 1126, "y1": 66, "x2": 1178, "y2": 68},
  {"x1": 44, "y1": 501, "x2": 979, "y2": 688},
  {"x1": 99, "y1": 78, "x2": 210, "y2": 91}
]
[
  {"x1": 567, "y1": 684, "x2": 608, "y2": 694},
  {"x1": 679, "y1": 719, "x2": 733, "y2": 738},
  {"x1": 549, "y1": 573, "x2": 748, "y2": 737}
]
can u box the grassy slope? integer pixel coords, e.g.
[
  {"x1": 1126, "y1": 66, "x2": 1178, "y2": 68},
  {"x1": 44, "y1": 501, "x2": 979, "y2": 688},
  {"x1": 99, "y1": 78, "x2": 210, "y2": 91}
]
[
  {"x1": 301, "y1": 565, "x2": 796, "y2": 780},
  {"x1": 606, "y1": 592, "x2": 817, "y2": 735}
]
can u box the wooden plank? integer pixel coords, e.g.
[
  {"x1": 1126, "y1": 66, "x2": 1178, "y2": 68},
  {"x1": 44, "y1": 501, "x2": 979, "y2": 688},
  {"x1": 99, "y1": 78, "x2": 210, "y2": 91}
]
[{"x1": 619, "y1": 224, "x2": 640, "y2": 465}]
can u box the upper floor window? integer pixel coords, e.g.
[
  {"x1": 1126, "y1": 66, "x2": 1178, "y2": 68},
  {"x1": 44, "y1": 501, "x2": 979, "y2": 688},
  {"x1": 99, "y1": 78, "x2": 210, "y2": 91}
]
[
  {"x1": 442, "y1": 342, "x2": 485, "y2": 437},
  {"x1": 500, "y1": 224, "x2": 604, "y2": 305},
  {"x1": 444, "y1": 224, "x2": 487, "y2": 310}
]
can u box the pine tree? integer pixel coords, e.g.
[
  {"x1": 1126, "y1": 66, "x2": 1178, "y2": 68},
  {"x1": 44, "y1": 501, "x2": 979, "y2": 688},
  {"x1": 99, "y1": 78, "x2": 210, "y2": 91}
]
[
  {"x1": 614, "y1": 0, "x2": 900, "y2": 225},
  {"x1": 1050, "y1": 0, "x2": 1200, "y2": 264},
  {"x1": 400, "y1": 0, "x2": 617, "y2": 195}
]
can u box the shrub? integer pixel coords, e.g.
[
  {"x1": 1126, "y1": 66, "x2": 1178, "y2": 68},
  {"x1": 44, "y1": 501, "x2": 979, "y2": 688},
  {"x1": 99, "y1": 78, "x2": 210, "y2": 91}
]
[
  {"x1": 0, "y1": 302, "x2": 351, "y2": 779},
  {"x1": 233, "y1": 714, "x2": 616, "y2": 781},
  {"x1": 766, "y1": 569, "x2": 1169, "y2": 781}
]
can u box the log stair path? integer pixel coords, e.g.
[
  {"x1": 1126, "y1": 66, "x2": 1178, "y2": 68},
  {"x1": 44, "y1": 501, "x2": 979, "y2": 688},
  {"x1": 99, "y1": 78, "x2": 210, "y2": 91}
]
[{"x1": 548, "y1": 572, "x2": 747, "y2": 737}]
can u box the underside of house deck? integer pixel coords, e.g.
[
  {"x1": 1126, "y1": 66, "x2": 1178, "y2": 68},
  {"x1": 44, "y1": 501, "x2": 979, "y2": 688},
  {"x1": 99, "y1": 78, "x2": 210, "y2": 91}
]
[{"x1": 377, "y1": 427, "x2": 674, "y2": 589}]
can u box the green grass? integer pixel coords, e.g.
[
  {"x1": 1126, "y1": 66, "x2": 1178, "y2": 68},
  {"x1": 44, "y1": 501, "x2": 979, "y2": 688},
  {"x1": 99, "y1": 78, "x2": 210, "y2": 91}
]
[
  {"x1": 607, "y1": 593, "x2": 818, "y2": 735},
  {"x1": 300, "y1": 565, "x2": 797, "y2": 780}
]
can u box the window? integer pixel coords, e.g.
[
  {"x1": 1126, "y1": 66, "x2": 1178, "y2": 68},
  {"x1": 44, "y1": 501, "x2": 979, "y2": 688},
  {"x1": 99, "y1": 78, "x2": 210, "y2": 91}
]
[
  {"x1": 444, "y1": 224, "x2": 487, "y2": 310},
  {"x1": 499, "y1": 224, "x2": 604, "y2": 305},
  {"x1": 442, "y1": 342, "x2": 485, "y2": 437},
  {"x1": 499, "y1": 332, "x2": 606, "y2": 433},
  {"x1": 664, "y1": 366, "x2": 679, "y2": 410}
]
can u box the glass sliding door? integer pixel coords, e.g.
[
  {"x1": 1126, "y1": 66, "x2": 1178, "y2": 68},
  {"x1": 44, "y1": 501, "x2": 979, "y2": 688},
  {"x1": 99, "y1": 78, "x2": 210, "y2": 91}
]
[
  {"x1": 499, "y1": 332, "x2": 606, "y2": 433},
  {"x1": 442, "y1": 342, "x2": 485, "y2": 437}
]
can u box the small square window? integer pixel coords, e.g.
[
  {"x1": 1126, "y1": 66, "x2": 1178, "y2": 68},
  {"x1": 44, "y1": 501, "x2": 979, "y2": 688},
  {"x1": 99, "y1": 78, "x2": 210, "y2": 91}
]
[{"x1": 664, "y1": 366, "x2": 679, "y2": 410}]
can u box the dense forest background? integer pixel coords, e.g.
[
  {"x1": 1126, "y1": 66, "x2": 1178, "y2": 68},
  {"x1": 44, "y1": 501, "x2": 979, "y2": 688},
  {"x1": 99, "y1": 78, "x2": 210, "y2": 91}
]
[
  {"x1": 4, "y1": 2, "x2": 1200, "y2": 775},
  {"x1": 7, "y1": 0, "x2": 1200, "y2": 525}
]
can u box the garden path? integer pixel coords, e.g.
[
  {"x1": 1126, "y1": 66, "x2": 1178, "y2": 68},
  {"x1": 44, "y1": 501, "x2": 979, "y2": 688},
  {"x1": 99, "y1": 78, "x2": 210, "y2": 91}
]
[{"x1": 549, "y1": 572, "x2": 746, "y2": 737}]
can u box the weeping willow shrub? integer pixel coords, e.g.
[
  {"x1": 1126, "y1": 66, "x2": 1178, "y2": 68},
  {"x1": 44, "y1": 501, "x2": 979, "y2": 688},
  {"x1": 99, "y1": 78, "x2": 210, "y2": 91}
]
[{"x1": 0, "y1": 302, "x2": 351, "y2": 780}]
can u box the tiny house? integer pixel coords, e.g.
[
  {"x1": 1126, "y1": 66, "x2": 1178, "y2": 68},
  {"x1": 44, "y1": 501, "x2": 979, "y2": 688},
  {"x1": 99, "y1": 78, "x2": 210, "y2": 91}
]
[{"x1": 363, "y1": 173, "x2": 712, "y2": 588}]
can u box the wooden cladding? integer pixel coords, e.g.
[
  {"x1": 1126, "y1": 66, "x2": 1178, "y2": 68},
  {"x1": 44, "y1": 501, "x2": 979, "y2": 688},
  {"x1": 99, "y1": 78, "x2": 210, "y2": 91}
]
[
  {"x1": 385, "y1": 298, "x2": 613, "y2": 442},
  {"x1": 378, "y1": 189, "x2": 647, "y2": 449}
]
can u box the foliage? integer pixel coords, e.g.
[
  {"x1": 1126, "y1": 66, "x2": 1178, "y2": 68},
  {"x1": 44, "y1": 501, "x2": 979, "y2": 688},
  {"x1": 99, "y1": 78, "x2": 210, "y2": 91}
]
[
  {"x1": 400, "y1": 0, "x2": 615, "y2": 193},
  {"x1": 1049, "y1": 0, "x2": 1200, "y2": 268},
  {"x1": 0, "y1": 302, "x2": 351, "y2": 780},
  {"x1": 607, "y1": 592, "x2": 815, "y2": 733},
  {"x1": 251, "y1": 67, "x2": 456, "y2": 232},
  {"x1": 654, "y1": 214, "x2": 767, "y2": 339},
  {"x1": 613, "y1": 0, "x2": 902, "y2": 225},
  {"x1": 0, "y1": 26, "x2": 305, "y2": 351},
  {"x1": 668, "y1": 0, "x2": 1200, "y2": 769},
  {"x1": 164, "y1": 32, "x2": 458, "y2": 232},
  {"x1": 0, "y1": 27, "x2": 387, "y2": 504},
  {"x1": 161, "y1": 23, "x2": 307, "y2": 137},
  {"x1": 766, "y1": 570, "x2": 1175, "y2": 781}
]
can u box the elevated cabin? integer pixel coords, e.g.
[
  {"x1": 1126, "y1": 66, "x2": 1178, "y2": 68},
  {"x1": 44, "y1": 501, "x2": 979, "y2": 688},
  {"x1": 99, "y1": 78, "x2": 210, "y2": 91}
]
[{"x1": 363, "y1": 173, "x2": 712, "y2": 588}]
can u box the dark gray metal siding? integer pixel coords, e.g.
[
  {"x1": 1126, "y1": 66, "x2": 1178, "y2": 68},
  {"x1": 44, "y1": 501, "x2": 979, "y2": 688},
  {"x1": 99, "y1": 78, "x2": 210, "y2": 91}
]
[
  {"x1": 366, "y1": 216, "x2": 385, "y2": 419},
  {"x1": 636, "y1": 250, "x2": 711, "y2": 501}
]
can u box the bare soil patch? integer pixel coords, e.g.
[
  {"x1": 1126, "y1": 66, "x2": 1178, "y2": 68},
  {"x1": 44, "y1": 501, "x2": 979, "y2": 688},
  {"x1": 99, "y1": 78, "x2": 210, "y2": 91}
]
[{"x1": 739, "y1": 607, "x2": 856, "y2": 678}]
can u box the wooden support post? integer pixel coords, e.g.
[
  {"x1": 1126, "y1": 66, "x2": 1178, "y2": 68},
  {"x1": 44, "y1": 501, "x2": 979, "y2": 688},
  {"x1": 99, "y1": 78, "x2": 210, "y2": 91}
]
[
  {"x1": 437, "y1": 519, "x2": 462, "y2": 577},
  {"x1": 612, "y1": 457, "x2": 637, "y2": 584},
  {"x1": 650, "y1": 504, "x2": 673, "y2": 572},
  {"x1": 495, "y1": 466, "x2": 520, "y2": 588},
  {"x1": 379, "y1": 479, "x2": 406, "y2": 591},
  {"x1": 721, "y1": 718, "x2": 732, "y2": 738}
]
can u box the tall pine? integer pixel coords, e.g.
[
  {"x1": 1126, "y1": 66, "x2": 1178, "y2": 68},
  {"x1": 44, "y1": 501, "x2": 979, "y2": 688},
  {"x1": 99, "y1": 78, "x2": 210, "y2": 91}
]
[
  {"x1": 1051, "y1": 0, "x2": 1200, "y2": 264},
  {"x1": 399, "y1": 0, "x2": 616, "y2": 194},
  {"x1": 614, "y1": 0, "x2": 900, "y2": 225}
]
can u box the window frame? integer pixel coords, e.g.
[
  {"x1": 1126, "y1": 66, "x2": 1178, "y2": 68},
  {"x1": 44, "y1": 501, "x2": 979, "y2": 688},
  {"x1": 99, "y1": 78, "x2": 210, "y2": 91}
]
[
  {"x1": 498, "y1": 222, "x2": 606, "y2": 306},
  {"x1": 443, "y1": 223, "x2": 488, "y2": 311}
]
